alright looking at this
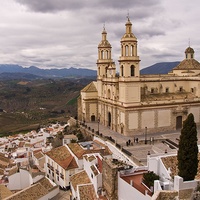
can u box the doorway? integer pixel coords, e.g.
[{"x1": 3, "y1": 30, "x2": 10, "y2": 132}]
[
  {"x1": 176, "y1": 116, "x2": 182, "y2": 129},
  {"x1": 108, "y1": 112, "x2": 111, "y2": 127},
  {"x1": 91, "y1": 115, "x2": 95, "y2": 122}
]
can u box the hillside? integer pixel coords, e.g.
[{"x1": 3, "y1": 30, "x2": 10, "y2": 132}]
[
  {"x1": 0, "y1": 78, "x2": 94, "y2": 135},
  {"x1": 140, "y1": 61, "x2": 180, "y2": 74}
]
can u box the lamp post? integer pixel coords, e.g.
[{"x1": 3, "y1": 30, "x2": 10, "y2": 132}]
[{"x1": 145, "y1": 127, "x2": 147, "y2": 144}]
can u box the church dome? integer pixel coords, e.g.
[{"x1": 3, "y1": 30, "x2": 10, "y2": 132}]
[
  {"x1": 98, "y1": 28, "x2": 111, "y2": 48},
  {"x1": 185, "y1": 47, "x2": 194, "y2": 54}
]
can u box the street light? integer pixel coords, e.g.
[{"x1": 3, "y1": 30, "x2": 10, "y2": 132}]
[{"x1": 145, "y1": 127, "x2": 147, "y2": 144}]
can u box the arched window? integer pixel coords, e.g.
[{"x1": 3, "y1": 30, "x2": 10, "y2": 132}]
[
  {"x1": 131, "y1": 65, "x2": 135, "y2": 76},
  {"x1": 105, "y1": 50, "x2": 108, "y2": 59},
  {"x1": 125, "y1": 45, "x2": 129, "y2": 56},
  {"x1": 101, "y1": 50, "x2": 104, "y2": 59},
  {"x1": 131, "y1": 45, "x2": 134, "y2": 56},
  {"x1": 121, "y1": 65, "x2": 124, "y2": 76}
]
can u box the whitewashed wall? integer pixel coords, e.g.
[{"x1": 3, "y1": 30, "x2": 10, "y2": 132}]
[{"x1": 118, "y1": 175, "x2": 151, "y2": 200}]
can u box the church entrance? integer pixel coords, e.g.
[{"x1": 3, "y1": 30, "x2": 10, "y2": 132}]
[
  {"x1": 91, "y1": 115, "x2": 95, "y2": 122},
  {"x1": 108, "y1": 112, "x2": 111, "y2": 127},
  {"x1": 176, "y1": 116, "x2": 182, "y2": 129}
]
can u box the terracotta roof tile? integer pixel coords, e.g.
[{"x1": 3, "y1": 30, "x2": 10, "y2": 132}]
[
  {"x1": 5, "y1": 183, "x2": 48, "y2": 200},
  {"x1": 78, "y1": 184, "x2": 98, "y2": 200},
  {"x1": 67, "y1": 143, "x2": 112, "y2": 159},
  {"x1": 34, "y1": 151, "x2": 44, "y2": 160},
  {"x1": 46, "y1": 146, "x2": 78, "y2": 170},
  {"x1": 18, "y1": 141, "x2": 25, "y2": 147},
  {"x1": 173, "y1": 59, "x2": 200, "y2": 70},
  {"x1": 90, "y1": 165, "x2": 99, "y2": 176},
  {"x1": 0, "y1": 185, "x2": 13, "y2": 199},
  {"x1": 70, "y1": 170, "x2": 91, "y2": 190},
  {"x1": 5, "y1": 177, "x2": 56, "y2": 200}
]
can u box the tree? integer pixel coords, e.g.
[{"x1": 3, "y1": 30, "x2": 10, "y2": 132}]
[
  {"x1": 178, "y1": 113, "x2": 199, "y2": 181},
  {"x1": 143, "y1": 171, "x2": 159, "y2": 189}
]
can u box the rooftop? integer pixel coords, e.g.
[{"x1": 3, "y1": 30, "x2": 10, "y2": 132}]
[
  {"x1": 67, "y1": 142, "x2": 112, "y2": 159},
  {"x1": 78, "y1": 184, "x2": 98, "y2": 200},
  {"x1": 46, "y1": 146, "x2": 78, "y2": 170},
  {"x1": 90, "y1": 165, "x2": 99, "y2": 176},
  {"x1": 33, "y1": 151, "x2": 44, "y2": 160},
  {"x1": 0, "y1": 185, "x2": 13, "y2": 199},
  {"x1": 70, "y1": 170, "x2": 91, "y2": 190},
  {"x1": 81, "y1": 81, "x2": 97, "y2": 92},
  {"x1": 5, "y1": 177, "x2": 56, "y2": 200}
]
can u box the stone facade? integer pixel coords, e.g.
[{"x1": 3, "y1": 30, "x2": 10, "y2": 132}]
[{"x1": 78, "y1": 17, "x2": 200, "y2": 136}]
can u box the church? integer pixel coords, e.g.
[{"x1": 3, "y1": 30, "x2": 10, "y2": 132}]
[{"x1": 78, "y1": 17, "x2": 200, "y2": 136}]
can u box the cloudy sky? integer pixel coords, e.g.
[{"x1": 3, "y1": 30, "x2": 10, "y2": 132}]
[{"x1": 0, "y1": 0, "x2": 200, "y2": 70}]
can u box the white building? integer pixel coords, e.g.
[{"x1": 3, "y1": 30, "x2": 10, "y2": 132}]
[{"x1": 45, "y1": 145, "x2": 79, "y2": 190}]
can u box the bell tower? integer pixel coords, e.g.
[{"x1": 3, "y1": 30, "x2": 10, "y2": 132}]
[
  {"x1": 119, "y1": 17, "x2": 140, "y2": 78},
  {"x1": 118, "y1": 17, "x2": 141, "y2": 104},
  {"x1": 97, "y1": 26, "x2": 114, "y2": 79}
]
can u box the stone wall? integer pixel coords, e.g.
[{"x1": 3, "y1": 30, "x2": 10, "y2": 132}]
[{"x1": 102, "y1": 159, "x2": 119, "y2": 200}]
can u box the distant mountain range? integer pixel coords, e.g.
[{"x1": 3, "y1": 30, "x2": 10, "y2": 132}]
[
  {"x1": 0, "y1": 64, "x2": 96, "y2": 79},
  {"x1": 0, "y1": 62, "x2": 180, "y2": 80},
  {"x1": 140, "y1": 61, "x2": 180, "y2": 75}
]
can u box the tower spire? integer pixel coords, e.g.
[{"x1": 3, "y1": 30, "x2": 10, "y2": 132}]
[
  {"x1": 127, "y1": 10, "x2": 130, "y2": 21},
  {"x1": 103, "y1": 22, "x2": 106, "y2": 31}
]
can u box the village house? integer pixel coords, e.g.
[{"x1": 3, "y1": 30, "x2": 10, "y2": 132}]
[{"x1": 45, "y1": 145, "x2": 79, "y2": 190}]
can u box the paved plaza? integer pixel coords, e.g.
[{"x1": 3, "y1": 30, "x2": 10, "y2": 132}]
[{"x1": 84, "y1": 122, "x2": 200, "y2": 165}]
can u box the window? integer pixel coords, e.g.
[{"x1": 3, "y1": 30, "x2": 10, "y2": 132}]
[
  {"x1": 121, "y1": 65, "x2": 124, "y2": 76},
  {"x1": 105, "y1": 51, "x2": 108, "y2": 59},
  {"x1": 151, "y1": 88, "x2": 154, "y2": 94},
  {"x1": 125, "y1": 45, "x2": 129, "y2": 56},
  {"x1": 166, "y1": 88, "x2": 169, "y2": 93},
  {"x1": 191, "y1": 88, "x2": 194, "y2": 93},
  {"x1": 101, "y1": 50, "x2": 104, "y2": 59},
  {"x1": 130, "y1": 65, "x2": 135, "y2": 76},
  {"x1": 107, "y1": 89, "x2": 111, "y2": 99},
  {"x1": 179, "y1": 87, "x2": 183, "y2": 92},
  {"x1": 57, "y1": 176, "x2": 59, "y2": 181},
  {"x1": 131, "y1": 45, "x2": 134, "y2": 56}
]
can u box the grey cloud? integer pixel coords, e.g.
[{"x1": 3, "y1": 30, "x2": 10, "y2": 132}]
[
  {"x1": 152, "y1": 53, "x2": 180, "y2": 59},
  {"x1": 15, "y1": 0, "x2": 160, "y2": 13},
  {"x1": 15, "y1": 0, "x2": 85, "y2": 12},
  {"x1": 138, "y1": 29, "x2": 165, "y2": 39}
]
